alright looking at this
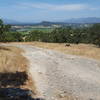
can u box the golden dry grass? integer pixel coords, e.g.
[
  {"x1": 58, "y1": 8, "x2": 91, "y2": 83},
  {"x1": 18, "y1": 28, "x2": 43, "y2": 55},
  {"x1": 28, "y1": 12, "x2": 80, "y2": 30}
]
[
  {"x1": 28, "y1": 42, "x2": 100, "y2": 61},
  {"x1": 7, "y1": 42, "x2": 100, "y2": 60},
  {"x1": 0, "y1": 45, "x2": 37, "y2": 97},
  {"x1": 0, "y1": 46, "x2": 27, "y2": 73}
]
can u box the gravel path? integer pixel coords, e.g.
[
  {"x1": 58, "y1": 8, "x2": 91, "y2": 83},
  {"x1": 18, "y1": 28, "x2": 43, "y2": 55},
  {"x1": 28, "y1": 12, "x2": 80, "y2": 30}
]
[{"x1": 2, "y1": 44, "x2": 100, "y2": 100}]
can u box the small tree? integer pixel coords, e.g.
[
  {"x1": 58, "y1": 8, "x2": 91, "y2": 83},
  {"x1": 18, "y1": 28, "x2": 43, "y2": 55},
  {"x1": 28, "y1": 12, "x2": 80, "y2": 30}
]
[
  {"x1": 0, "y1": 19, "x2": 11, "y2": 42},
  {"x1": 89, "y1": 24, "x2": 100, "y2": 47}
]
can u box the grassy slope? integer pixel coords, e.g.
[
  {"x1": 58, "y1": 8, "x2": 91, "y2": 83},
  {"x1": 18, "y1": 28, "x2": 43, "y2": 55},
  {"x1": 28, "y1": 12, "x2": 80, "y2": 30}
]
[{"x1": 29, "y1": 42, "x2": 100, "y2": 61}]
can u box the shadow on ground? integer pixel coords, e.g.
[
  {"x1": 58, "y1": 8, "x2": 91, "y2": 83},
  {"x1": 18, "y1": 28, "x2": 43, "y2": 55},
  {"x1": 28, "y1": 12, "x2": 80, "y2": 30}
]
[
  {"x1": 0, "y1": 88, "x2": 34, "y2": 100},
  {"x1": 0, "y1": 72, "x2": 44, "y2": 100},
  {"x1": 0, "y1": 72, "x2": 28, "y2": 87}
]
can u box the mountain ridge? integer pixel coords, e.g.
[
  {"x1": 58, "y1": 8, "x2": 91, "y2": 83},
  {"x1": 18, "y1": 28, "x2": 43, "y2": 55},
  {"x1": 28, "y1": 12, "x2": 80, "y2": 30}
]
[{"x1": 2, "y1": 17, "x2": 100, "y2": 25}]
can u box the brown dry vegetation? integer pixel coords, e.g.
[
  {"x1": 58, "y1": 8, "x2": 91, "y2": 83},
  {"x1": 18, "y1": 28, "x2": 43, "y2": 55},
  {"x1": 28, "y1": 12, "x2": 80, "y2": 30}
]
[
  {"x1": 29, "y1": 42, "x2": 100, "y2": 61},
  {"x1": 0, "y1": 45, "x2": 37, "y2": 98},
  {"x1": 7, "y1": 42, "x2": 100, "y2": 60},
  {"x1": 0, "y1": 46, "x2": 27, "y2": 72}
]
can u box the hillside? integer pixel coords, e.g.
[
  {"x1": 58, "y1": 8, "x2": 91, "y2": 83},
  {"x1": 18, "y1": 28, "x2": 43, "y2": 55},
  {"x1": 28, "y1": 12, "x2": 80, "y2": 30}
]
[{"x1": 4, "y1": 43, "x2": 100, "y2": 100}]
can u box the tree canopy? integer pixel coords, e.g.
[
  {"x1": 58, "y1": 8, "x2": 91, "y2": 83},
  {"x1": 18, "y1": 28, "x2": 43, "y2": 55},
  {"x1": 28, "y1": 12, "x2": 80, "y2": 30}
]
[{"x1": 0, "y1": 19, "x2": 100, "y2": 47}]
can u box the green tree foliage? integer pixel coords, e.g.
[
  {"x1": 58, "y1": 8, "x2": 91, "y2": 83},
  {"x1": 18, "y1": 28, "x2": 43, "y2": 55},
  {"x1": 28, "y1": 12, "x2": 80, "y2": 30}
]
[
  {"x1": 0, "y1": 19, "x2": 100, "y2": 47},
  {"x1": 26, "y1": 30, "x2": 42, "y2": 41},
  {"x1": 0, "y1": 19, "x2": 11, "y2": 42},
  {"x1": 0, "y1": 19, "x2": 22, "y2": 42},
  {"x1": 88, "y1": 24, "x2": 100, "y2": 47},
  {"x1": 26, "y1": 30, "x2": 51, "y2": 42},
  {"x1": 4, "y1": 32, "x2": 23, "y2": 42},
  {"x1": 0, "y1": 19, "x2": 5, "y2": 41},
  {"x1": 26, "y1": 25, "x2": 100, "y2": 47}
]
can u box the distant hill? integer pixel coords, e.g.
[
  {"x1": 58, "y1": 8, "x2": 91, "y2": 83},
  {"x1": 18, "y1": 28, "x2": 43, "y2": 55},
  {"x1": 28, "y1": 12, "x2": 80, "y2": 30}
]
[
  {"x1": 35, "y1": 21, "x2": 66, "y2": 26},
  {"x1": 3, "y1": 19, "x2": 22, "y2": 25},
  {"x1": 36, "y1": 17, "x2": 100, "y2": 26},
  {"x1": 2, "y1": 17, "x2": 100, "y2": 25},
  {"x1": 2, "y1": 19, "x2": 36, "y2": 25},
  {"x1": 65, "y1": 17, "x2": 100, "y2": 23}
]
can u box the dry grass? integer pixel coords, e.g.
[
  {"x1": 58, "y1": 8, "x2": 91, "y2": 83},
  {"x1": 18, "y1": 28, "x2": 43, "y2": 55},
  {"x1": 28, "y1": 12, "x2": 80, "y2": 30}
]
[
  {"x1": 0, "y1": 46, "x2": 27, "y2": 73},
  {"x1": 28, "y1": 42, "x2": 100, "y2": 61},
  {"x1": 0, "y1": 45, "x2": 37, "y2": 98},
  {"x1": 7, "y1": 42, "x2": 100, "y2": 60}
]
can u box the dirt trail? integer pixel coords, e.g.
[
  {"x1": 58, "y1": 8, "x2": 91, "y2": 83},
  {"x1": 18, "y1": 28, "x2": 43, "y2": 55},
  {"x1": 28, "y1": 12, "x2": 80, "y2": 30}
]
[{"x1": 2, "y1": 44, "x2": 100, "y2": 100}]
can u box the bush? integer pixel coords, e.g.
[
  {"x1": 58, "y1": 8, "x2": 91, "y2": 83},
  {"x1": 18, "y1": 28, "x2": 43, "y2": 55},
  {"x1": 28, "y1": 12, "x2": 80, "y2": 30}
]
[
  {"x1": 0, "y1": 19, "x2": 23, "y2": 42},
  {"x1": 4, "y1": 32, "x2": 23, "y2": 42},
  {"x1": 88, "y1": 24, "x2": 100, "y2": 47}
]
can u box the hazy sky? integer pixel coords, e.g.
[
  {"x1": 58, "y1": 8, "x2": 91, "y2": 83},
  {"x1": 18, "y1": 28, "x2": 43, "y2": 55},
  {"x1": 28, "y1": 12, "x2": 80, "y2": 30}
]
[{"x1": 0, "y1": 0, "x2": 100, "y2": 22}]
